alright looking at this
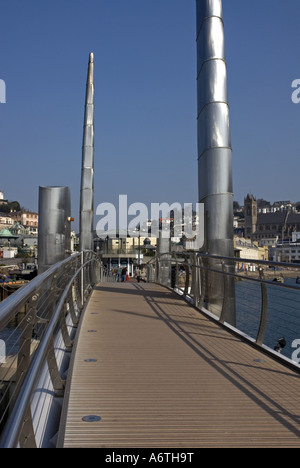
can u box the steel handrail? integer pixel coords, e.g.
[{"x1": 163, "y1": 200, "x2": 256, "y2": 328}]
[
  {"x1": 0, "y1": 255, "x2": 97, "y2": 448},
  {"x1": 148, "y1": 251, "x2": 300, "y2": 371},
  {"x1": 0, "y1": 250, "x2": 101, "y2": 448},
  {"x1": 156, "y1": 250, "x2": 300, "y2": 270},
  {"x1": 152, "y1": 252, "x2": 300, "y2": 291},
  {"x1": 0, "y1": 254, "x2": 80, "y2": 329}
]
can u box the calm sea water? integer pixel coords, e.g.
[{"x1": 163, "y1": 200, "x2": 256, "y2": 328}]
[{"x1": 235, "y1": 278, "x2": 300, "y2": 360}]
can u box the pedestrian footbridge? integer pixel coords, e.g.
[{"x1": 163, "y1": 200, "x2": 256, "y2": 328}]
[{"x1": 1, "y1": 251, "x2": 300, "y2": 448}]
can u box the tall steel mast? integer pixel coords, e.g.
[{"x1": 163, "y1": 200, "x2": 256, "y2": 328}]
[
  {"x1": 79, "y1": 52, "x2": 95, "y2": 251},
  {"x1": 196, "y1": 0, "x2": 235, "y2": 324}
]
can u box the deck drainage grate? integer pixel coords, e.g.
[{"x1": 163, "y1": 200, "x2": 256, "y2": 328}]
[{"x1": 82, "y1": 415, "x2": 101, "y2": 422}]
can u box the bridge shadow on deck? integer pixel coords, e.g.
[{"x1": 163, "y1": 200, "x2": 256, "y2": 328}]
[
  {"x1": 96, "y1": 283, "x2": 300, "y2": 438},
  {"x1": 61, "y1": 282, "x2": 300, "y2": 448},
  {"x1": 94, "y1": 284, "x2": 236, "y2": 342}
]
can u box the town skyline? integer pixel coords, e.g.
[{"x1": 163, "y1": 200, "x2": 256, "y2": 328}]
[{"x1": 3, "y1": 187, "x2": 300, "y2": 216}]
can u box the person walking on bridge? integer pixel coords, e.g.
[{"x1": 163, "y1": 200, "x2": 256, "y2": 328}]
[
  {"x1": 136, "y1": 267, "x2": 142, "y2": 283},
  {"x1": 121, "y1": 267, "x2": 127, "y2": 282},
  {"x1": 117, "y1": 266, "x2": 122, "y2": 282}
]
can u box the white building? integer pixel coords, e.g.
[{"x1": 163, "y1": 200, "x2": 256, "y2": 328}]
[
  {"x1": 0, "y1": 247, "x2": 18, "y2": 259},
  {"x1": 0, "y1": 216, "x2": 14, "y2": 228},
  {"x1": 234, "y1": 237, "x2": 268, "y2": 270},
  {"x1": 274, "y1": 243, "x2": 300, "y2": 263}
]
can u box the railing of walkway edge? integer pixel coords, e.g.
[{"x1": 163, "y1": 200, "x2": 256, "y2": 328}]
[
  {"x1": 147, "y1": 252, "x2": 300, "y2": 372},
  {"x1": 0, "y1": 251, "x2": 102, "y2": 448},
  {"x1": 2, "y1": 250, "x2": 300, "y2": 447}
]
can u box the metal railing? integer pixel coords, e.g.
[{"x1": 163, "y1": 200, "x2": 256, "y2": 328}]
[
  {"x1": 0, "y1": 251, "x2": 102, "y2": 448},
  {"x1": 100, "y1": 247, "x2": 155, "y2": 256},
  {"x1": 147, "y1": 252, "x2": 300, "y2": 371},
  {"x1": 2, "y1": 249, "x2": 300, "y2": 448}
]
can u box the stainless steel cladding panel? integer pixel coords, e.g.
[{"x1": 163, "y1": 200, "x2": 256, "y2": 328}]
[
  {"x1": 196, "y1": 0, "x2": 235, "y2": 324},
  {"x1": 196, "y1": 0, "x2": 222, "y2": 20},
  {"x1": 80, "y1": 52, "x2": 95, "y2": 251},
  {"x1": 196, "y1": 0, "x2": 233, "y2": 256},
  {"x1": 158, "y1": 231, "x2": 171, "y2": 288},
  {"x1": 38, "y1": 186, "x2": 71, "y2": 273}
]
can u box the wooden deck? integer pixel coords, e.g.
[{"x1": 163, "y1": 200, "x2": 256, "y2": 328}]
[{"x1": 58, "y1": 282, "x2": 300, "y2": 448}]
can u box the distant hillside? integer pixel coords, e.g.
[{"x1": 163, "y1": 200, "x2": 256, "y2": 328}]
[{"x1": 0, "y1": 201, "x2": 21, "y2": 213}]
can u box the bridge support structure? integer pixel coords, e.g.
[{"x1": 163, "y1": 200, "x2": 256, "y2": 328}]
[
  {"x1": 79, "y1": 52, "x2": 95, "y2": 252},
  {"x1": 156, "y1": 230, "x2": 171, "y2": 287},
  {"x1": 38, "y1": 186, "x2": 72, "y2": 274},
  {"x1": 196, "y1": 0, "x2": 235, "y2": 324}
]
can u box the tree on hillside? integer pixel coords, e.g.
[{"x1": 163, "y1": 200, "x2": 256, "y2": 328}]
[{"x1": 0, "y1": 201, "x2": 21, "y2": 213}]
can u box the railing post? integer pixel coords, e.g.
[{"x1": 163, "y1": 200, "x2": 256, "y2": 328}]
[
  {"x1": 198, "y1": 256, "x2": 206, "y2": 311},
  {"x1": 67, "y1": 290, "x2": 79, "y2": 326},
  {"x1": 172, "y1": 259, "x2": 178, "y2": 290},
  {"x1": 192, "y1": 253, "x2": 200, "y2": 308},
  {"x1": 219, "y1": 260, "x2": 228, "y2": 324},
  {"x1": 59, "y1": 303, "x2": 74, "y2": 352},
  {"x1": 80, "y1": 251, "x2": 84, "y2": 308},
  {"x1": 256, "y1": 267, "x2": 268, "y2": 346},
  {"x1": 156, "y1": 254, "x2": 160, "y2": 284},
  {"x1": 46, "y1": 337, "x2": 66, "y2": 397},
  {"x1": 183, "y1": 256, "x2": 190, "y2": 296},
  {"x1": 19, "y1": 407, "x2": 37, "y2": 448},
  {"x1": 14, "y1": 294, "x2": 39, "y2": 403}
]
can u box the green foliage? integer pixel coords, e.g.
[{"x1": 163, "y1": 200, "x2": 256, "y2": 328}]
[{"x1": 0, "y1": 201, "x2": 21, "y2": 213}]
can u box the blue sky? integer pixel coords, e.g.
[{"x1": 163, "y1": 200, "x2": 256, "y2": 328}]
[{"x1": 1, "y1": 0, "x2": 300, "y2": 230}]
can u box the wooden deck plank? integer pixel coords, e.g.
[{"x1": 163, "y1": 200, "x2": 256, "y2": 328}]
[{"x1": 59, "y1": 283, "x2": 300, "y2": 448}]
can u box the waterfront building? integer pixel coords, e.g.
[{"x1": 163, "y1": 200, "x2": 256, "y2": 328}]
[
  {"x1": 234, "y1": 236, "x2": 268, "y2": 270},
  {"x1": 0, "y1": 216, "x2": 14, "y2": 230},
  {"x1": 244, "y1": 194, "x2": 300, "y2": 245},
  {"x1": 98, "y1": 235, "x2": 157, "y2": 275},
  {"x1": 10, "y1": 211, "x2": 38, "y2": 233},
  {"x1": 274, "y1": 243, "x2": 300, "y2": 263}
]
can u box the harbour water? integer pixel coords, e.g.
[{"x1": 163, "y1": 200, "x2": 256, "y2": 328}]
[{"x1": 235, "y1": 278, "x2": 300, "y2": 361}]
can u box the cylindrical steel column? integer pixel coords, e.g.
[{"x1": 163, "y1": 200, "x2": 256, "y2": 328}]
[
  {"x1": 38, "y1": 186, "x2": 71, "y2": 274},
  {"x1": 79, "y1": 52, "x2": 95, "y2": 252},
  {"x1": 196, "y1": 0, "x2": 235, "y2": 324},
  {"x1": 158, "y1": 230, "x2": 171, "y2": 287}
]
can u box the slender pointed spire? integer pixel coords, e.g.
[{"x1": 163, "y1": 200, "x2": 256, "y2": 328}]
[{"x1": 80, "y1": 52, "x2": 95, "y2": 251}]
